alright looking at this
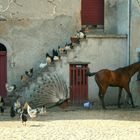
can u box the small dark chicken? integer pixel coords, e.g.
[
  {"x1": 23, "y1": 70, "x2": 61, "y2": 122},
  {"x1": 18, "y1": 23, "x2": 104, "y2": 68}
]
[
  {"x1": 52, "y1": 49, "x2": 61, "y2": 61},
  {"x1": 58, "y1": 46, "x2": 67, "y2": 54},
  {"x1": 76, "y1": 28, "x2": 86, "y2": 39},
  {"x1": 0, "y1": 96, "x2": 4, "y2": 114},
  {"x1": 25, "y1": 68, "x2": 33, "y2": 78},
  {"x1": 22, "y1": 102, "x2": 42, "y2": 119},
  {"x1": 10, "y1": 103, "x2": 28, "y2": 125},
  {"x1": 10, "y1": 97, "x2": 22, "y2": 118},
  {"x1": 20, "y1": 109, "x2": 28, "y2": 126},
  {"x1": 10, "y1": 106, "x2": 16, "y2": 118},
  {"x1": 64, "y1": 42, "x2": 74, "y2": 50},
  {"x1": 52, "y1": 49, "x2": 59, "y2": 56},
  {"x1": 46, "y1": 53, "x2": 54, "y2": 64},
  {"x1": 5, "y1": 83, "x2": 16, "y2": 93}
]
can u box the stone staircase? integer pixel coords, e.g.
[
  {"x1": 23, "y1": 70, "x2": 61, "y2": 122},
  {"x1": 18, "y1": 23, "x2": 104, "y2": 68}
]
[{"x1": 7, "y1": 38, "x2": 84, "y2": 108}]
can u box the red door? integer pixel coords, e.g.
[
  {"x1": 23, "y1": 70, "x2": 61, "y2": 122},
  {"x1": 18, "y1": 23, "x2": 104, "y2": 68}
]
[
  {"x1": 69, "y1": 63, "x2": 89, "y2": 104},
  {"x1": 81, "y1": 0, "x2": 104, "y2": 25},
  {"x1": 0, "y1": 49, "x2": 7, "y2": 97}
]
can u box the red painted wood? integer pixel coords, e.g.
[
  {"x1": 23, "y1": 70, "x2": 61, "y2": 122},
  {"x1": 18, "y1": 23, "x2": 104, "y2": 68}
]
[
  {"x1": 81, "y1": 0, "x2": 104, "y2": 25},
  {"x1": 76, "y1": 68, "x2": 78, "y2": 103},
  {"x1": 81, "y1": 68, "x2": 84, "y2": 103},
  {"x1": 79, "y1": 68, "x2": 82, "y2": 103},
  {"x1": 70, "y1": 64, "x2": 88, "y2": 104},
  {"x1": 0, "y1": 51, "x2": 7, "y2": 97},
  {"x1": 83, "y1": 66, "x2": 86, "y2": 100},
  {"x1": 84, "y1": 65, "x2": 88, "y2": 100}
]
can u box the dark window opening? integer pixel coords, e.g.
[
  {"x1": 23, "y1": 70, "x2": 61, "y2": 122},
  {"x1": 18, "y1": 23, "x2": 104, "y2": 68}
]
[{"x1": 0, "y1": 43, "x2": 7, "y2": 51}]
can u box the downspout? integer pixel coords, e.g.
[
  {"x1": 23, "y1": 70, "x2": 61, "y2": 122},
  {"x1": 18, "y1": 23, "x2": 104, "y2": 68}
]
[
  {"x1": 128, "y1": 0, "x2": 131, "y2": 65},
  {"x1": 124, "y1": 0, "x2": 131, "y2": 102}
]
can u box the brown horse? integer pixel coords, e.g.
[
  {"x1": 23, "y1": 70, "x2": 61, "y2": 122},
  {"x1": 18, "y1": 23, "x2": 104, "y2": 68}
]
[{"x1": 86, "y1": 62, "x2": 140, "y2": 109}]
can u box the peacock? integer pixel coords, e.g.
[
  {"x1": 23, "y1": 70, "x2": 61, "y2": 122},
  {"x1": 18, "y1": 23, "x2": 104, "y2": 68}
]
[{"x1": 17, "y1": 71, "x2": 69, "y2": 112}]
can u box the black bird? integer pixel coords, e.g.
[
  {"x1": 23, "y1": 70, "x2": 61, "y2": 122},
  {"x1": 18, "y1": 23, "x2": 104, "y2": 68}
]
[
  {"x1": 25, "y1": 68, "x2": 33, "y2": 78},
  {"x1": 65, "y1": 42, "x2": 74, "y2": 50},
  {"x1": 52, "y1": 49, "x2": 61, "y2": 61},
  {"x1": 0, "y1": 96, "x2": 4, "y2": 114},
  {"x1": 20, "y1": 109, "x2": 28, "y2": 126},
  {"x1": 52, "y1": 49, "x2": 59, "y2": 56},
  {"x1": 10, "y1": 106, "x2": 16, "y2": 118}
]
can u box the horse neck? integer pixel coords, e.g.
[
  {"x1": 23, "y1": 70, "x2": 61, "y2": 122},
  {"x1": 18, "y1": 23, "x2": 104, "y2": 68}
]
[{"x1": 126, "y1": 62, "x2": 140, "y2": 77}]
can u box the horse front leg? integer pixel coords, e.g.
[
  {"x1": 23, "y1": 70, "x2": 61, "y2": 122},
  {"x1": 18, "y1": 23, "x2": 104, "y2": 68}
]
[
  {"x1": 128, "y1": 92, "x2": 135, "y2": 108},
  {"x1": 118, "y1": 87, "x2": 122, "y2": 108},
  {"x1": 124, "y1": 87, "x2": 135, "y2": 108}
]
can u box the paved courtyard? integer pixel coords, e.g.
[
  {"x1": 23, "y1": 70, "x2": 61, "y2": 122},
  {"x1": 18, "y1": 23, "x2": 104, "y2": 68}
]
[{"x1": 0, "y1": 106, "x2": 140, "y2": 140}]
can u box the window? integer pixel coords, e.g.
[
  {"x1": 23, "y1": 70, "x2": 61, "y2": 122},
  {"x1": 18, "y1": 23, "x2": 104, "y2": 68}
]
[{"x1": 81, "y1": 0, "x2": 104, "y2": 27}]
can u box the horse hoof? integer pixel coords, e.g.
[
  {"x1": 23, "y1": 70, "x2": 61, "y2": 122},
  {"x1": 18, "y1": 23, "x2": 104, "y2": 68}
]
[
  {"x1": 132, "y1": 105, "x2": 135, "y2": 108},
  {"x1": 103, "y1": 107, "x2": 107, "y2": 110},
  {"x1": 118, "y1": 106, "x2": 121, "y2": 108}
]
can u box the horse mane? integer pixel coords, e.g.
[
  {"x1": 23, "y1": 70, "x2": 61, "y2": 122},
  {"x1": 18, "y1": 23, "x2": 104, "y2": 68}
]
[{"x1": 115, "y1": 61, "x2": 140, "y2": 77}]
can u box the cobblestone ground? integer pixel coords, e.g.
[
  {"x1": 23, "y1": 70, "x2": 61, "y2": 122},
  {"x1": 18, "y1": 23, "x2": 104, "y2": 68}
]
[{"x1": 0, "y1": 107, "x2": 140, "y2": 140}]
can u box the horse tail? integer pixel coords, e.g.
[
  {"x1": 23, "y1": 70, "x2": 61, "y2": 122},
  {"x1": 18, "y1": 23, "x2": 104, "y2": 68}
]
[{"x1": 85, "y1": 69, "x2": 96, "y2": 77}]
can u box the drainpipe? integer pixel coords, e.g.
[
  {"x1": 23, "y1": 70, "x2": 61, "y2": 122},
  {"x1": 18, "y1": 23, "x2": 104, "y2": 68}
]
[
  {"x1": 123, "y1": 0, "x2": 131, "y2": 102},
  {"x1": 128, "y1": 0, "x2": 131, "y2": 65}
]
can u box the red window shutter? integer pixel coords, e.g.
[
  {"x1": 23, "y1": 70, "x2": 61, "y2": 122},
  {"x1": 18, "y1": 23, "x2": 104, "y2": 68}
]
[{"x1": 81, "y1": 0, "x2": 104, "y2": 25}]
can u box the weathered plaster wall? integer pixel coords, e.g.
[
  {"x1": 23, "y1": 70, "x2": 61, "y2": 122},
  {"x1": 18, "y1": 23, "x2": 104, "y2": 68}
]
[
  {"x1": 128, "y1": 0, "x2": 140, "y2": 106},
  {"x1": 103, "y1": 0, "x2": 140, "y2": 105},
  {"x1": 80, "y1": 36, "x2": 127, "y2": 104},
  {"x1": 105, "y1": 0, "x2": 128, "y2": 34},
  {"x1": 130, "y1": 0, "x2": 140, "y2": 63},
  {"x1": 0, "y1": 0, "x2": 81, "y2": 20},
  {"x1": 0, "y1": 0, "x2": 81, "y2": 85},
  {"x1": 1, "y1": 0, "x2": 138, "y2": 105},
  {"x1": 54, "y1": 35, "x2": 127, "y2": 104},
  {"x1": 0, "y1": 0, "x2": 130, "y2": 86}
]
